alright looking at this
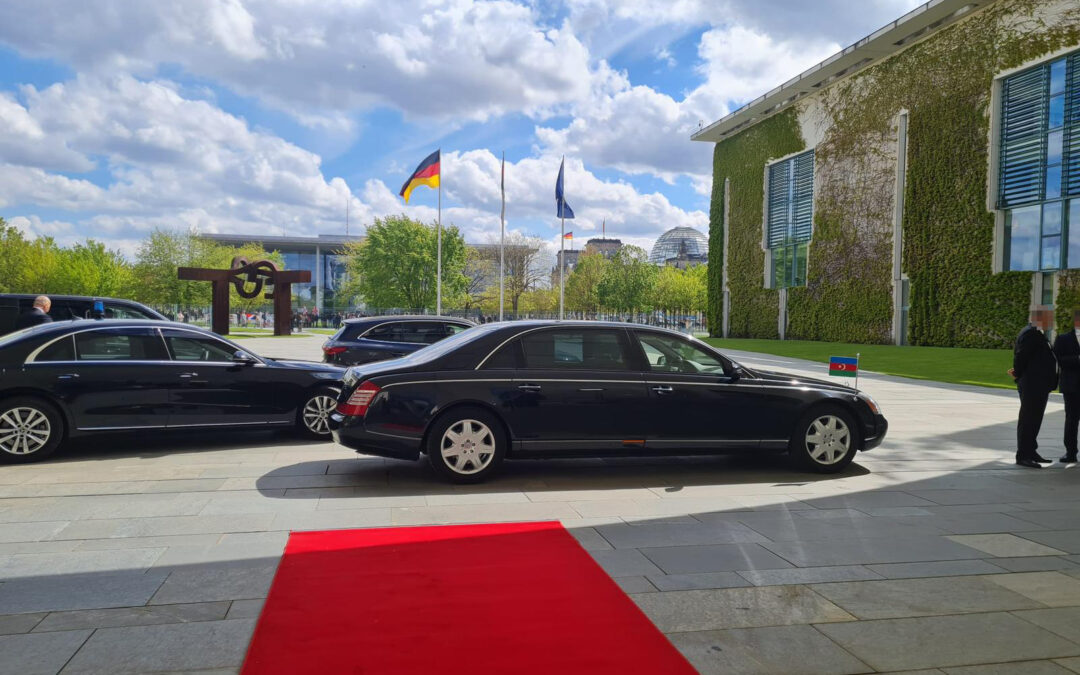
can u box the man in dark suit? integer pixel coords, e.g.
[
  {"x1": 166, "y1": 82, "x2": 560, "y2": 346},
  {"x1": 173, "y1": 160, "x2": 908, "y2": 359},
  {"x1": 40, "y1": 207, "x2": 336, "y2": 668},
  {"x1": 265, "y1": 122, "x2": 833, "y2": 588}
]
[
  {"x1": 13, "y1": 296, "x2": 53, "y2": 331},
  {"x1": 1010, "y1": 306, "x2": 1058, "y2": 468},
  {"x1": 1053, "y1": 308, "x2": 1080, "y2": 463}
]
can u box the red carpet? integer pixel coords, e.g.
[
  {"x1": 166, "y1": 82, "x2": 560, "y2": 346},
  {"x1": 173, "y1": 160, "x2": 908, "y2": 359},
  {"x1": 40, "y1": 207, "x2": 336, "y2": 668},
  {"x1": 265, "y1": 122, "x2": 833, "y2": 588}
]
[{"x1": 241, "y1": 521, "x2": 696, "y2": 674}]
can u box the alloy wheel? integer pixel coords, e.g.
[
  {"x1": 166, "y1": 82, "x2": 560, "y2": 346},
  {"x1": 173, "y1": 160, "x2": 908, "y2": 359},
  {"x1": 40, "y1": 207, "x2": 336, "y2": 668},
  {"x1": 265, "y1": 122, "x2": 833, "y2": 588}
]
[
  {"x1": 0, "y1": 406, "x2": 52, "y2": 456},
  {"x1": 302, "y1": 395, "x2": 337, "y2": 435},
  {"x1": 804, "y1": 414, "x2": 851, "y2": 465},
  {"x1": 440, "y1": 419, "x2": 495, "y2": 475}
]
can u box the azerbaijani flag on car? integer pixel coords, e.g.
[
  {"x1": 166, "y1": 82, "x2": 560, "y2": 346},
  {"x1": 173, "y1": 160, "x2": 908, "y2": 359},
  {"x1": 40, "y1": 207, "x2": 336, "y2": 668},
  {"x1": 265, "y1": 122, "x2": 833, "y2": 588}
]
[{"x1": 829, "y1": 356, "x2": 858, "y2": 378}]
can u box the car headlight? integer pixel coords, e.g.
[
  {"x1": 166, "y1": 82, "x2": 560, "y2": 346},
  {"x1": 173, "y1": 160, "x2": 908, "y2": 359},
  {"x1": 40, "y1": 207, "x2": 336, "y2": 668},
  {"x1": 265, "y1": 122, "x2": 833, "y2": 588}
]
[{"x1": 858, "y1": 393, "x2": 881, "y2": 415}]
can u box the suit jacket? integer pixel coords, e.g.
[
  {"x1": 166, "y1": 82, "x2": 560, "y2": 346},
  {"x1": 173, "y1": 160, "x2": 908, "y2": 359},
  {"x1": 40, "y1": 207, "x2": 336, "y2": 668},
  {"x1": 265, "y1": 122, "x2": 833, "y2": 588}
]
[
  {"x1": 1014, "y1": 324, "x2": 1058, "y2": 393},
  {"x1": 13, "y1": 307, "x2": 52, "y2": 331},
  {"x1": 1054, "y1": 330, "x2": 1080, "y2": 394}
]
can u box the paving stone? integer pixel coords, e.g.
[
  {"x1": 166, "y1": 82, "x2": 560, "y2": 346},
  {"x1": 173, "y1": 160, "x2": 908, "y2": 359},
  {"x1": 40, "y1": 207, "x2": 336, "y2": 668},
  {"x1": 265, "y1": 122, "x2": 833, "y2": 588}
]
[
  {"x1": 667, "y1": 624, "x2": 870, "y2": 674},
  {"x1": 646, "y1": 572, "x2": 752, "y2": 591},
  {"x1": 1055, "y1": 656, "x2": 1080, "y2": 673},
  {"x1": 1021, "y1": 531, "x2": 1080, "y2": 555},
  {"x1": 898, "y1": 512, "x2": 1052, "y2": 535},
  {"x1": 225, "y1": 599, "x2": 264, "y2": 620},
  {"x1": 53, "y1": 514, "x2": 277, "y2": 540},
  {"x1": 589, "y1": 549, "x2": 664, "y2": 577},
  {"x1": 593, "y1": 522, "x2": 768, "y2": 549},
  {"x1": 804, "y1": 492, "x2": 938, "y2": 510},
  {"x1": 0, "y1": 548, "x2": 164, "y2": 579},
  {"x1": 987, "y1": 556, "x2": 1080, "y2": 573},
  {"x1": 762, "y1": 536, "x2": 985, "y2": 567},
  {"x1": 866, "y1": 559, "x2": 1007, "y2": 579},
  {"x1": 737, "y1": 565, "x2": 883, "y2": 586},
  {"x1": 737, "y1": 514, "x2": 946, "y2": 541},
  {"x1": 639, "y1": 544, "x2": 793, "y2": 575},
  {"x1": 1013, "y1": 608, "x2": 1080, "y2": 645},
  {"x1": 613, "y1": 576, "x2": 656, "y2": 593},
  {"x1": 817, "y1": 612, "x2": 1080, "y2": 672},
  {"x1": 0, "y1": 572, "x2": 167, "y2": 614},
  {"x1": 0, "y1": 613, "x2": 45, "y2": 635},
  {"x1": 947, "y1": 534, "x2": 1067, "y2": 557},
  {"x1": 0, "y1": 629, "x2": 91, "y2": 675},
  {"x1": 942, "y1": 660, "x2": 1077, "y2": 674},
  {"x1": 150, "y1": 564, "x2": 278, "y2": 605},
  {"x1": 33, "y1": 602, "x2": 229, "y2": 633},
  {"x1": 565, "y1": 527, "x2": 612, "y2": 551},
  {"x1": 632, "y1": 585, "x2": 854, "y2": 632},
  {"x1": 810, "y1": 576, "x2": 1044, "y2": 620},
  {"x1": 989, "y1": 572, "x2": 1080, "y2": 607},
  {"x1": 0, "y1": 521, "x2": 69, "y2": 544},
  {"x1": 60, "y1": 619, "x2": 256, "y2": 674}
]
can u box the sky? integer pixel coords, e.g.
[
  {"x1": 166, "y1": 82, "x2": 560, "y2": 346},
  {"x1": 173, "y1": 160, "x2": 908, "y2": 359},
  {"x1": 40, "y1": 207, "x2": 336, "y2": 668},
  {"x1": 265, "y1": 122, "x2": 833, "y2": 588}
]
[{"x1": 0, "y1": 0, "x2": 924, "y2": 258}]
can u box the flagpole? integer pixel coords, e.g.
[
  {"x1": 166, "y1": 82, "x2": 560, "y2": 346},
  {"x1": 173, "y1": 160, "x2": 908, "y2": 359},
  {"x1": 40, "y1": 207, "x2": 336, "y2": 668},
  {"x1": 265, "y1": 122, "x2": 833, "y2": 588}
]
[
  {"x1": 499, "y1": 151, "x2": 505, "y2": 322},
  {"x1": 437, "y1": 150, "x2": 442, "y2": 316},
  {"x1": 560, "y1": 213, "x2": 565, "y2": 321}
]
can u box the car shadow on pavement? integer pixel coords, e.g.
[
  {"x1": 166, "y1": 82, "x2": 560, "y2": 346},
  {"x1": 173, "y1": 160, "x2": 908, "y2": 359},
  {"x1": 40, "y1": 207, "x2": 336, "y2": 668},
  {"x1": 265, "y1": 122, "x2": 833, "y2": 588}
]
[{"x1": 50, "y1": 429, "x2": 309, "y2": 463}]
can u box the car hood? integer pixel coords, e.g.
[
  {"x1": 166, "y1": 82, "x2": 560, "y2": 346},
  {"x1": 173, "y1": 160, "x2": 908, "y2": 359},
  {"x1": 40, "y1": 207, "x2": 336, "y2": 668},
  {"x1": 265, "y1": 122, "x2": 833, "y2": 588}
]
[
  {"x1": 747, "y1": 366, "x2": 858, "y2": 394},
  {"x1": 268, "y1": 358, "x2": 346, "y2": 374}
]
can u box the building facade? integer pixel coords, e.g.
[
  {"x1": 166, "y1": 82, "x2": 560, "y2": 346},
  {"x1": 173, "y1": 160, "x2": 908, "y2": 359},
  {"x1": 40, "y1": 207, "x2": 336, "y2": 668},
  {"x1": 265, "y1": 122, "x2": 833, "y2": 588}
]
[
  {"x1": 694, "y1": 0, "x2": 1080, "y2": 347},
  {"x1": 649, "y1": 227, "x2": 708, "y2": 268}
]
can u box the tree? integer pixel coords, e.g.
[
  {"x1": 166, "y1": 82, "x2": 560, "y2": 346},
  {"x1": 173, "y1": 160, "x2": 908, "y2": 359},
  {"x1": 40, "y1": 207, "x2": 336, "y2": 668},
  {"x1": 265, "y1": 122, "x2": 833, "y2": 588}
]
[
  {"x1": 462, "y1": 247, "x2": 495, "y2": 310},
  {"x1": 0, "y1": 218, "x2": 32, "y2": 293},
  {"x1": 50, "y1": 241, "x2": 135, "y2": 297},
  {"x1": 597, "y1": 245, "x2": 657, "y2": 316},
  {"x1": 652, "y1": 264, "x2": 708, "y2": 314},
  {"x1": 565, "y1": 250, "x2": 610, "y2": 313},
  {"x1": 474, "y1": 232, "x2": 550, "y2": 315},
  {"x1": 340, "y1": 215, "x2": 467, "y2": 311}
]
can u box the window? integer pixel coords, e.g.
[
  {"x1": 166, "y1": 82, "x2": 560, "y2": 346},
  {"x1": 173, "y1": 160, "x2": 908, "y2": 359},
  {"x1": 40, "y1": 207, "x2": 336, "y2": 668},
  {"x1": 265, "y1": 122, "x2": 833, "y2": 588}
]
[
  {"x1": 164, "y1": 332, "x2": 238, "y2": 362},
  {"x1": 1001, "y1": 51, "x2": 1080, "y2": 271},
  {"x1": 399, "y1": 322, "x2": 453, "y2": 344},
  {"x1": 520, "y1": 330, "x2": 630, "y2": 370},
  {"x1": 75, "y1": 330, "x2": 167, "y2": 361},
  {"x1": 480, "y1": 341, "x2": 521, "y2": 369},
  {"x1": 766, "y1": 149, "x2": 814, "y2": 287},
  {"x1": 364, "y1": 323, "x2": 399, "y2": 341},
  {"x1": 104, "y1": 303, "x2": 155, "y2": 320},
  {"x1": 636, "y1": 332, "x2": 727, "y2": 375},
  {"x1": 36, "y1": 336, "x2": 75, "y2": 362},
  {"x1": 447, "y1": 323, "x2": 470, "y2": 335}
]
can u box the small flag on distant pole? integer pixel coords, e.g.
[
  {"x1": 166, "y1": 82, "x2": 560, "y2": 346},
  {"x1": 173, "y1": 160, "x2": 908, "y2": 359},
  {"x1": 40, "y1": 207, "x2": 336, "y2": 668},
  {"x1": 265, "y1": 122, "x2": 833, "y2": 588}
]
[
  {"x1": 563, "y1": 232, "x2": 573, "y2": 239},
  {"x1": 829, "y1": 356, "x2": 858, "y2": 378}
]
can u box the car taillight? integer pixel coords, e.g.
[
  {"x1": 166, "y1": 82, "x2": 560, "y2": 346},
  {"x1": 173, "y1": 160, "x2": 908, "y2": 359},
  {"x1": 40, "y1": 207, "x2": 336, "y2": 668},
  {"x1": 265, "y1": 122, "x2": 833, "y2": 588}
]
[
  {"x1": 337, "y1": 381, "x2": 380, "y2": 417},
  {"x1": 323, "y1": 345, "x2": 347, "y2": 355}
]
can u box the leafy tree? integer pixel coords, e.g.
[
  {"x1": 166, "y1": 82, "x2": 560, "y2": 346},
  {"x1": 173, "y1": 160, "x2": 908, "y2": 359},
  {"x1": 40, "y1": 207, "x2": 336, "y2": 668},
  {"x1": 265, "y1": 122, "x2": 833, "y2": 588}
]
[
  {"x1": 340, "y1": 215, "x2": 467, "y2": 311},
  {"x1": 50, "y1": 241, "x2": 135, "y2": 297},
  {"x1": 565, "y1": 250, "x2": 610, "y2": 313},
  {"x1": 0, "y1": 218, "x2": 31, "y2": 293},
  {"x1": 597, "y1": 245, "x2": 657, "y2": 316},
  {"x1": 473, "y1": 232, "x2": 550, "y2": 315},
  {"x1": 462, "y1": 247, "x2": 495, "y2": 310},
  {"x1": 652, "y1": 264, "x2": 708, "y2": 314}
]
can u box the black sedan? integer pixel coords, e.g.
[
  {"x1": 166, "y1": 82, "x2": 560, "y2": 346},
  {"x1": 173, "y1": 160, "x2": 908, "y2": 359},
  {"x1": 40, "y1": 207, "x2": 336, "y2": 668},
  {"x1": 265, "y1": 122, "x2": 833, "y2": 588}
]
[
  {"x1": 322, "y1": 316, "x2": 475, "y2": 366},
  {"x1": 330, "y1": 321, "x2": 887, "y2": 483},
  {"x1": 0, "y1": 320, "x2": 345, "y2": 462}
]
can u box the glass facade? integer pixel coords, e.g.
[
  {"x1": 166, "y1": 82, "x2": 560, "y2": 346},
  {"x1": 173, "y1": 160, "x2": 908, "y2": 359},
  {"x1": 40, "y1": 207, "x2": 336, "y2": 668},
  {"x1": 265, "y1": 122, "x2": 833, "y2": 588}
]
[
  {"x1": 1002, "y1": 51, "x2": 1080, "y2": 271},
  {"x1": 648, "y1": 227, "x2": 708, "y2": 264}
]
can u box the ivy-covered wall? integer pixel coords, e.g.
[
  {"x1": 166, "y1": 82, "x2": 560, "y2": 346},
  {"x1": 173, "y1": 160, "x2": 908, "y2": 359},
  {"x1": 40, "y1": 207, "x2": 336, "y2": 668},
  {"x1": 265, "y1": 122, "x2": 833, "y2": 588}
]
[{"x1": 708, "y1": 0, "x2": 1080, "y2": 347}]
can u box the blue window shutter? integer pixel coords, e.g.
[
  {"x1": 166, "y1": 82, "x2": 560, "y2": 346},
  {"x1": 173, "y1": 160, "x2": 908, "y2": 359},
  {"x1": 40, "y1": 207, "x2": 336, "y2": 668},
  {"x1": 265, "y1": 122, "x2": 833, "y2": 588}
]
[
  {"x1": 767, "y1": 160, "x2": 790, "y2": 248},
  {"x1": 999, "y1": 65, "x2": 1048, "y2": 208},
  {"x1": 792, "y1": 150, "x2": 814, "y2": 242},
  {"x1": 1065, "y1": 53, "x2": 1080, "y2": 198}
]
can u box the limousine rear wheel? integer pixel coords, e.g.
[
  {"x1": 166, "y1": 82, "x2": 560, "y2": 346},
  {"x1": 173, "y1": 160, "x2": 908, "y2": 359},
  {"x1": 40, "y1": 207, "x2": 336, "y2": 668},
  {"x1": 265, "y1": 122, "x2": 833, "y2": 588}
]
[
  {"x1": 297, "y1": 386, "x2": 340, "y2": 439},
  {"x1": 427, "y1": 407, "x2": 506, "y2": 484},
  {"x1": 790, "y1": 406, "x2": 857, "y2": 473},
  {"x1": 0, "y1": 396, "x2": 63, "y2": 463}
]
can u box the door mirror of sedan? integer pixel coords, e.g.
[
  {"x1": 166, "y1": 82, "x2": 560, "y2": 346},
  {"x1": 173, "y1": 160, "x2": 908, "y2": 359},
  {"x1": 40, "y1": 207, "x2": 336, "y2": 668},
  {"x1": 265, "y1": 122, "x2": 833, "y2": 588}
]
[
  {"x1": 725, "y1": 365, "x2": 743, "y2": 381},
  {"x1": 232, "y1": 350, "x2": 257, "y2": 365}
]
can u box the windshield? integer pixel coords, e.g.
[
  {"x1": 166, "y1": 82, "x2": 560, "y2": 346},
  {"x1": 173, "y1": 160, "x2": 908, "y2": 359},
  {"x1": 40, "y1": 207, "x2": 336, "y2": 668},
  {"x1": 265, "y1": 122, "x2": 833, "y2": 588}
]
[{"x1": 394, "y1": 324, "x2": 499, "y2": 364}]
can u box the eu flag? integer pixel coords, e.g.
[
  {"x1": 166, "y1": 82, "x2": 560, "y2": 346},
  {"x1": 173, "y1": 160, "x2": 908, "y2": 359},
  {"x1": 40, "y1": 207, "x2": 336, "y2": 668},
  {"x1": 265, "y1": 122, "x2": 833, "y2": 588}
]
[{"x1": 556, "y1": 157, "x2": 575, "y2": 219}]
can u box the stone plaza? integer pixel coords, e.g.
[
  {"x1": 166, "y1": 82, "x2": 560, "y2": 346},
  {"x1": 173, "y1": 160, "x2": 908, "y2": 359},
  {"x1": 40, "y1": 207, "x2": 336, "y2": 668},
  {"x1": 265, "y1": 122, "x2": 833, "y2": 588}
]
[{"x1": 3, "y1": 335, "x2": 1080, "y2": 673}]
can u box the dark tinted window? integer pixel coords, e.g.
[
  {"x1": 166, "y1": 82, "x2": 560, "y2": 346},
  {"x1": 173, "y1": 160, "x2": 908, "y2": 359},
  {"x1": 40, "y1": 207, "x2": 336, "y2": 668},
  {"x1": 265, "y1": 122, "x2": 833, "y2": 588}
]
[
  {"x1": 104, "y1": 303, "x2": 155, "y2": 319},
  {"x1": 400, "y1": 322, "x2": 453, "y2": 344},
  {"x1": 75, "y1": 330, "x2": 168, "y2": 361},
  {"x1": 49, "y1": 301, "x2": 85, "y2": 321},
  {"x1": 364, "y1": 323, "x2": 399, "y2": 341},
  {"x1": 481, "y1": 341, "x2": 521, "y2": 369},
  {"x1": 164, "y1": 332, "x2": 238, "y2": 361},
  {"x1": 37, "y1": 336, "x2": 75, "y2": 361},
  {"x1": 521, "y1": 330, "x2": 630, "y2": 370},
  {"x1": 446, "y1": 323, "x2": 470, "y2": 335}
]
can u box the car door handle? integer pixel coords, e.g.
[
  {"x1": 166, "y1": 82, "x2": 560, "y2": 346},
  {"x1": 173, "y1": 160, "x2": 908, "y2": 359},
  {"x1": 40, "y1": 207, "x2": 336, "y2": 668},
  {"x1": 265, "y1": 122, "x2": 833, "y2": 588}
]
[
  {"x1": 651, "y1": 385, "x2": 674, "y2": 394},
  {"x1": 517, "y1": 384, "x2": 542, "y2": 392},
  {"x1": 578, "y1": 387, "x2": 605, "y2": 392},
  {"x1": 178, "y1": 372, "x2": 199, "y2": 379},
  {"x1": 56, "y1": 373, "x2": 80, "y2": 380}
]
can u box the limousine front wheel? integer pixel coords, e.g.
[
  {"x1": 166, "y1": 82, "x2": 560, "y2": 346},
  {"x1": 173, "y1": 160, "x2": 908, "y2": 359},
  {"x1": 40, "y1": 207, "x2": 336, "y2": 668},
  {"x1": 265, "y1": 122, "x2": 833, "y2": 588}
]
[
  {"x1": 297, "y1": 386, "x2": 340, "y2": 439},
  {"x1": 0, "y1": 397, "x2": 63, "y2": 463},
  {"x1": 427, "y1": 407, "x2": 506, "y2": 483},
  {"x1": 790, "y1": 406, "x2": 857, "y2": 473}
]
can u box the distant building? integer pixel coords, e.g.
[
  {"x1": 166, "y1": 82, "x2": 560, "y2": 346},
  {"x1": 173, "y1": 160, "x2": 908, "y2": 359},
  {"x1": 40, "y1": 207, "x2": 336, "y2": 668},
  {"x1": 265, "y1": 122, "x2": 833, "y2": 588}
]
[
  {"x1": 584, "y1": 237, "x2": 623, "y2": 259},
  {"x1": 551, "y1": 237, "x2": 623, "y2": 285},
  {"x1": 649, "y1": 227, "x2": 708, "y2": 266}
]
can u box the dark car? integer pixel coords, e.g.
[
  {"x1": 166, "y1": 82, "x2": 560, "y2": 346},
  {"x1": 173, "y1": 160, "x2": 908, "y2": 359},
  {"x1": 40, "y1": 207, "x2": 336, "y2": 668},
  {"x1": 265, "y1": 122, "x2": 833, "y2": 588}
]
[
  {"x1": 330, "y1": 321, "x2": 888, "y2": 483},
  {"x1": 0, "y1": 294, "x2": 166, "y2": 335},
  {"x1": 321, "y1": 315, "x2": 475, "y2": 366},
  {"x1": 0, "y1": 320, "x2": 345, "y2": 462}
]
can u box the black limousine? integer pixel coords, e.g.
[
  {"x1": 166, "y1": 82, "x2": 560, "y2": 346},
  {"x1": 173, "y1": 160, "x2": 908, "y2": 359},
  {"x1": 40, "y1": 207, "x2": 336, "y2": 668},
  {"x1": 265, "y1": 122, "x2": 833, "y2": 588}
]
[
  {"x1": 0, "y1": 320, "x2": 345, "y2": 462},
  {"x1": 330, "y1": 321, "x2": 887, "y2": 482}
]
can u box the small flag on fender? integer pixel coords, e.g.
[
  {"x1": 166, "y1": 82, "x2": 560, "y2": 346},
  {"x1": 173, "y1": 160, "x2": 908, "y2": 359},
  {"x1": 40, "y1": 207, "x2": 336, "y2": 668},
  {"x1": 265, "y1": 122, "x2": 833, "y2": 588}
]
[{"x1": 829, "y1": 356, "x2": 858, "y2": 378}]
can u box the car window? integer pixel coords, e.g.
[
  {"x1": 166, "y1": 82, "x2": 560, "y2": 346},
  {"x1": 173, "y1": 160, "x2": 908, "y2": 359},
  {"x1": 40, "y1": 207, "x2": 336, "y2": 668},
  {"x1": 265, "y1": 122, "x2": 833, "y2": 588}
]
[
  {"x1": 364, "y1": 323, "x2": 399, "y2": 341},
  {"x1": 446, "y1": 323, "x2": 470, "y2": 335},
  {"x1": 49, "y1": 302, "x2": 85, "y2": 321},
  {"x1": 75, "y1": 329, "x2": 168, "y2": 361},
  {"x1": 637, "y1": 332, "x2": 726, "y2": 375},
  {"x1": 400, "y1": 322, "x2": 451, "y2": 345},
  {"x1": 104, "y1": 303, "x2": 154, "y2": 319},
  {"x1": 480, "y1": 340, "x2": 521, "y2": 369},
  {"x1": 520, "y1": 330, "x2": 630, "y2": 370},
  {"x1": 36, "y1": 336, "x2": 76, "y2": 362},
  {"x1": 164, "y1": 333, "x2": 238, "y2": 362}
]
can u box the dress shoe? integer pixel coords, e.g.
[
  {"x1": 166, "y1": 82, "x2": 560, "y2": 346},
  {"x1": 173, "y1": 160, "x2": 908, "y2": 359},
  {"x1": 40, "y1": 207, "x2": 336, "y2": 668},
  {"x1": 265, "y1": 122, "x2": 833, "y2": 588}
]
[
  {"x1": 1016, "y1": 458, "x2": 1043, "y2": 468},
  {"x1": 1035, "y1": 454, "x2": 1053, "y2": 463},
  {"x1": 1062, "y1": 454, "x2": 1079, "y2": 464}
]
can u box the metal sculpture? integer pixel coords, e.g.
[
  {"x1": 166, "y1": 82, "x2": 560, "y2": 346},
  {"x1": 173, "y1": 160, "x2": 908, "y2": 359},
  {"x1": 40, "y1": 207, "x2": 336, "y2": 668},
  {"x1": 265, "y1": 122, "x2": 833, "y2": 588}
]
[{"x1": 178, "y1": 257, "x2": 310, "y2": 336}]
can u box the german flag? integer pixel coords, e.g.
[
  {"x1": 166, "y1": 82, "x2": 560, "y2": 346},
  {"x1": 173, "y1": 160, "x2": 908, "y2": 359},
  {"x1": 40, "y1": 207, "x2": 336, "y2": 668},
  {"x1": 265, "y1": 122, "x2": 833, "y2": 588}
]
[{"x1": 399, "y1": 150, "x2": 440, "y2": 204}]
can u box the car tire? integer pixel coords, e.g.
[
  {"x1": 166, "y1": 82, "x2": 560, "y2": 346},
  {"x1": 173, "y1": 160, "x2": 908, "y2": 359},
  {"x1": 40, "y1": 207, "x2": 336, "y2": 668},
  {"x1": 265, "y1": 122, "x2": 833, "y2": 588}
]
[
  {"x1": 0, "y1": 396, "x2": 64, "y2": 463},
  {"x1": 426, "y1": 407, "x2": 506, "y2": 484},
  {"x1": 296, "y1": 386, "x2": 340, "y2": 440},
  {"x1": 789, "y1": 405, "x2": 858, "y2": 473}
]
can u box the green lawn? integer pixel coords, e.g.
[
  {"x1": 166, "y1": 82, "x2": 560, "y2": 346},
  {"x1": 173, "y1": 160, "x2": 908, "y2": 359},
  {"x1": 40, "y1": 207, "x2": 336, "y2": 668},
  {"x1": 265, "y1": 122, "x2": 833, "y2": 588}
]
[{"x1": 704, "y1": 338, "x2": 1016, "y2": 390}]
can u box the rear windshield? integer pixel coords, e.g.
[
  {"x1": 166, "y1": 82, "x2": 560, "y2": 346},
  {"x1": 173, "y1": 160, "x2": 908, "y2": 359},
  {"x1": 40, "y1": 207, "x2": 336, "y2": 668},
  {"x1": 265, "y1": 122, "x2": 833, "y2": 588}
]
[{"x1": 393, "y1": 323, "x2": 498, "y2": 364}]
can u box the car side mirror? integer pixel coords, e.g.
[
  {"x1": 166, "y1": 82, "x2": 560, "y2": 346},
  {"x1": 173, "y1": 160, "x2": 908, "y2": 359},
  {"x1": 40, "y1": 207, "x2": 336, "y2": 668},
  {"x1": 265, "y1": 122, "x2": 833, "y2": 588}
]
[
  {"x1": 726, "y1": 365, "x2": 743, "y2": 381},
  {"x1": 232, "y1": 350, "x2": 257, "y2": 365}
]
